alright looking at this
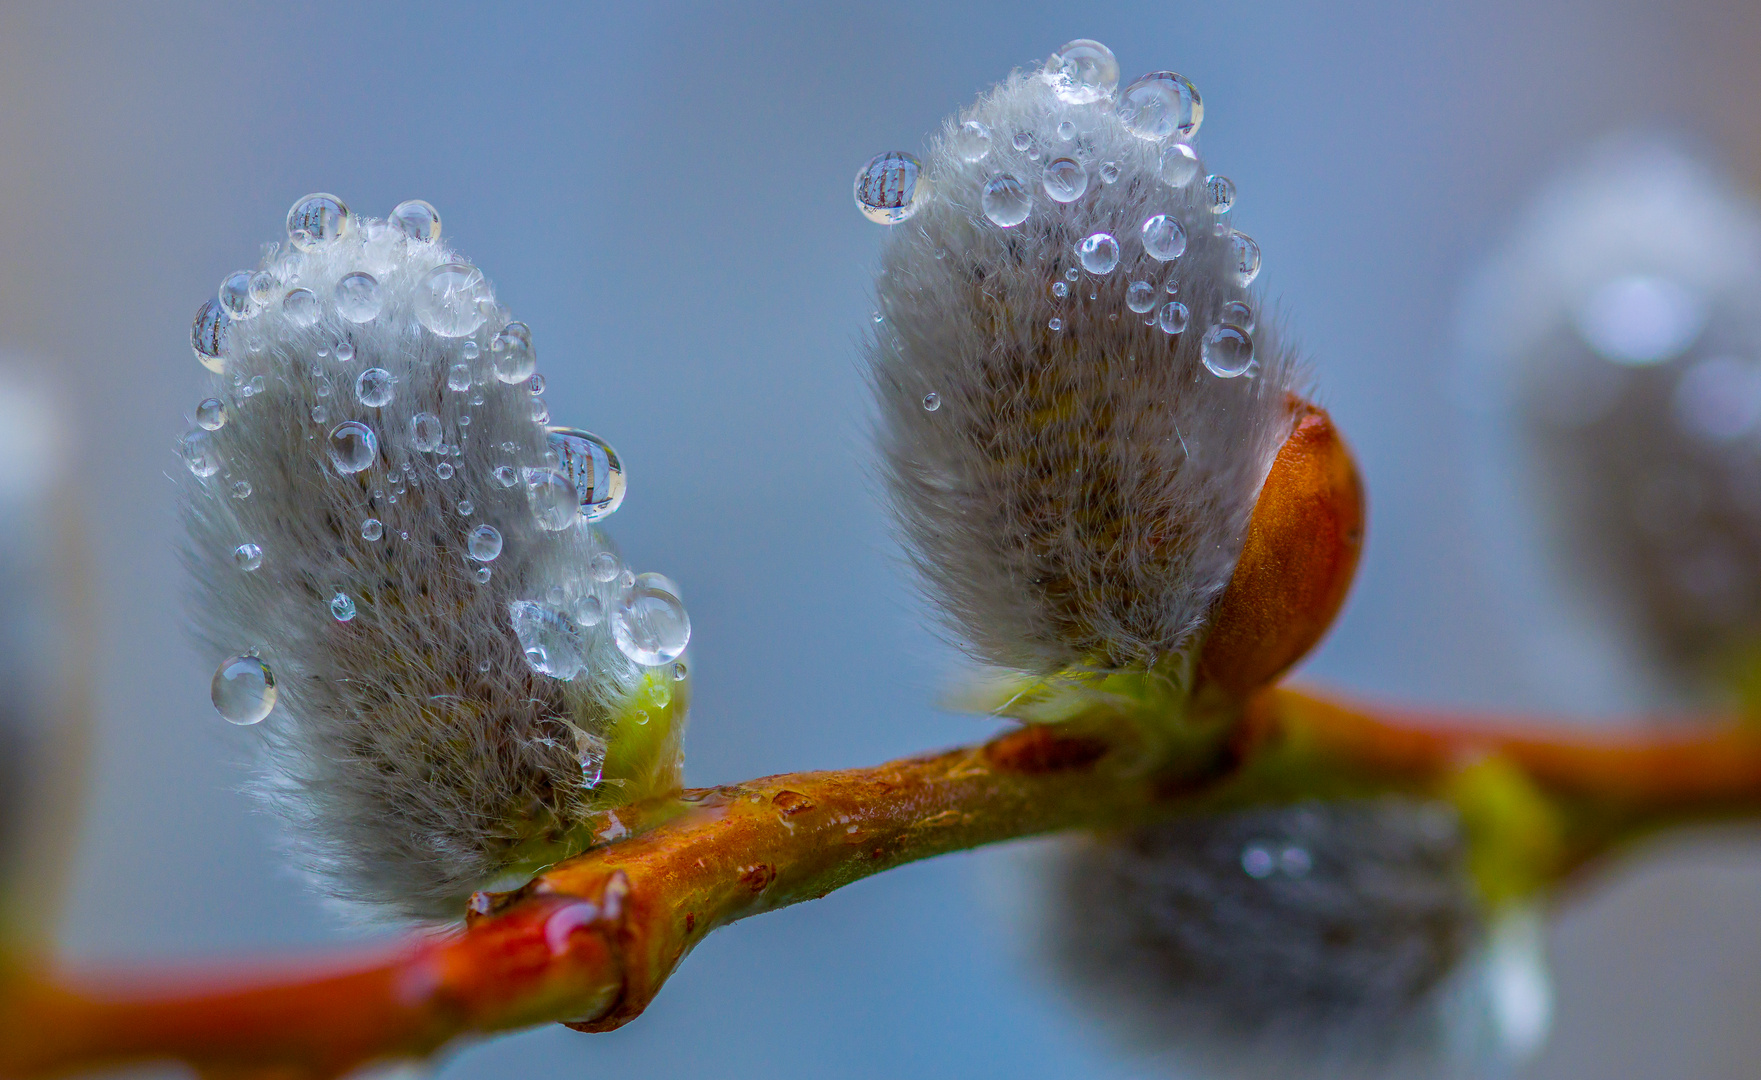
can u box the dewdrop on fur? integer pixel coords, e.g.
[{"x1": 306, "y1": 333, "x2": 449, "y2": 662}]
[
  {"x1": 179, "y1": 194, "x2": 690, "y2": 917},
  {"x1": 861, "y1": 38, "x2": 1298, "y2": 675}
]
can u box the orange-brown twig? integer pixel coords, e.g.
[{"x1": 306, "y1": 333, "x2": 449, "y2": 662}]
[{"x1": 6, "y1": 689, "x2": 1761, "y2": 1079}]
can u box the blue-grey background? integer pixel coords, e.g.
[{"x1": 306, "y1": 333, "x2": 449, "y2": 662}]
[{"x1": 5, "y1": 2, "x2": 1761, "y2": 1076}]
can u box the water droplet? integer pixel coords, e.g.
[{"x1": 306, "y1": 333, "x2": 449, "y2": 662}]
[
  {"x1": 355, "y1": 367, "x2": 394, "y2": 407},
  {"x1": 1099, "y1": 161, "x2": 1121, "y2": 184},
  {"x1": 335, "y1": 339, "x2": 355, "y2": 362},
  {"x1": 490, "y1": 322, "x2": 536, "y2": 384},
  {"x1": 334, "y1": 271, "x2": 382, "y2": 323},
  {"x1": 1222, "y1": 300, "x2": 1255, "y2": 331},
  {"x1": 390, "y1": 199, "x2": 441, "y2": 243},
  {"x1": 1156, "y1": 146, "x2": 1201, "y2": 191},
  {"x1": 980, "y1": 174, "x2": 1031, "y2": 227},
  {"x1": 922, "y1": 392, "x2": 941, "y2": 411},
  {"x1": 196, "y1": 398, "x2": 227, "y2": 430},
  {"x1": 509, "y1": 600, "x2": 586, "y2": 680},
  {"x1": 330, "y1": 592, "x2": 357, "y2": 621},
  {"x1": 1012, "y1": 131, "x2": 1032, "y2": 151},
  {"x1": 546, "y1": 427, "x2": 626, "y2": 522},
  {"x1": 327, "y1": 421, "x2": 377, "y2": 473},
  {"x1": 445, "y1": 364, "x2": 471, "y2": 393},
  {"x1": 435, "y1": 461, "x2": 455, "y2": 479},
  {"x1": 178, "y1": 429, "x2": 222, "y2": 477},
  {"x1": 1055, "y1": 121, "x2": 1077, "y2": 142},
  {"x1": 212, "y1": 654, "x2": 276, "y2": 725},
  {"x1": 1045, "y1": 39, "x2": 1119, "y2": 104},
  {"x1": 1052, "y1": 281, "x2": 1069, "y2": 299},
  {"x1": 248, "y1": 270, "x2": 276, "y2": 307},
  {"x1": 1158, "y1": 301, "x2": 1190, "y2": 335},
  {"x1": 546, "y1": 584, "x2": 566, "y2": 607},
  {"x1": 672, "y1": 661, "x2": 687, "y2": 681},
  {"x1": 230, "y1": 480, "x2": 252, "y2": 499},
  {"x1": 219, "y1": 270, "x2": 256, "y2": 320},
  {"x1": 416, "y1": 263, "x2": 492, "y2": 337},
  {"x1": 466, "y1": 523, "x2": 504, "y2": 562},
  {"x1": 1205, "y1": 174, "x2": 1236, "y2": 215},
  {"x1": 1126, "y1": 281, "x2": 1157, "y2": 313},
  {"x1": 530, "y1": 400, "x2": 550, "y2": 424},
  {"x1": 232, "y1": 542, "x2": 262, "y2": 571},
  {"x1": 475, "y1": 567, "x2": 491, "y2": 584},
  {"x1": 1042, "y1": 157, "x2": 1089, "y2": 203},
  {"x1": 951, "y1": 119, "x2": 991, "y2": 162},
  {"x1": 590, "y1": 552, "x2": 622, "y2": 582},
  {"x1": 613, "y1": 573, "x2": 691, "y2": 666},
  {"x1": 1280, "y1": 845, "x2": 1312, "y2": 877},
  {"x1": 492, "y1": 464, "x2": 518, "y2": 488},
  {"x1": 853, "y1": 152, "x2": 925, "y2": 225},
  {"x1": 1241, "y1": 843, "x2": 1276, "y2": 879},
  {"x1": 248, "y1": 375, "x2": 265, "y2": 396},
  {"x1": 1065, "y1": 267, "x2": 1080, "y2": 282},
  {"x1": 1048, "y1": 317, "x2": 1063, "y2": 331},
  {"x1": 528, "y1": 373, "x2": 547, "y2": 396},
  {"x1": 282, "y1": 287, "x2": 319, "y2": 327},
  {"x1": 309, "y1": 404, "x2": 329, "y2": 424},
  {"x1": 361, "y1": 517, "x2": 383, "y2": 541},
  {"x1": 191, "y1": 299, "x2": 230, "y2": 372},
  {"x1": 1230, "y1": 232, "x2": 1262, "y2": 285},
  {"x1": 575, "y1": 594, "x2": 605, "y2": 627},
  {"x1": 578, "y1": 732, "x2": 607, "y2": 788},
  {"x1": 456, "y1": 501, "x2": 473, "y2": 516},
  {"x1": 1116, "y1": 72, "x2": 1203, "y2": 141},
  {"x1": 1202, "y1": 323, "x2": 1253, "y2": 376},
  {"x1": 1140, "y1": 213, "x2": 1187, "y2": 261},
  {"x1": 526, "y1": 468, "x2": 578, "y2": 530},
  {"x1": 287, "y1": 193, "x2": 350, "y2": 250},
  {"x1": 1076, "y1": 232, "x2": 1120, "y2": 275},
  {"x1": 461, "y1": 340, "x2": 480, "y2": 360},
  {"x1": 408, "y1": 412, "x2": 442, "y2": 453}
]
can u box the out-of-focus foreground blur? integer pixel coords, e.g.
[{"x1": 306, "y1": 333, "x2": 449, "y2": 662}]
[{"x1": 4, "y1": 2, "x2": 1761, "y2": 1077}]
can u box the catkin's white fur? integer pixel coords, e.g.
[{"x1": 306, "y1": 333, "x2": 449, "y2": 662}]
[
  {"x1": 870, "y1": 68, "x2": 1300, "y2": 674},
  {"x1": 180, "y1": 208, "x2": 663, "y2": 919}
]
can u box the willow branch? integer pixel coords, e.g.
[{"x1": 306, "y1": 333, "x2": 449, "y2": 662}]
[{"x1": 7, "y1": 688, "x2": 1761, "y2": 1079}]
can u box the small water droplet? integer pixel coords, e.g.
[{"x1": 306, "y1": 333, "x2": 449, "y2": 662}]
[
  {"x1": 613, "y1": 573, "x2": 691, "y2": 666},
  {"x1": 980, "y1": 174, "x2": 1031, "y2": 227},
  {"x1": 1158, "y1": 301, "x2": 1190, "y2": 335},
  {"x1": 457, "y1": 500, "x2": 473, "y2": 515},
  {"x1": 1280, "y1": 845, "x2": 1312, "y2": 877},
  {"x1": 1202, "y1": 323, "x2": 1253, "y2": 377},
  {"x1": 1042, "y1": 157, "x2": 1089, "y2": 203},
  {"x1": 1141, "y1": 214, "x2": 1187, "y2": 262},
  {"x1": 1075, "y1": 232, "x2": 1120, "y2": 275},
  {"x1": 390, "y1": 199, "x2": 441, "y2": 243},
  {"x1": 1099, "y1": 161, "x2": 1121, "y2": 184},
  {"x1": 673, "y1": 661, "x2": 688, "y2": 681},
  {"x1": 191, "y1": 299, "x2": 230, "y2": 372},
  {"x1": 416, "y1": 263, "x2": 492, "y2": 337},
  {"x1": 590, "y1": 552, "x2": 622, "y2": 582},
  {"x1": 530, "y1": 400, "x2": 550, "y2": 424},
  {"x1": 951, "y1": 119, "x2": 991, "y2": 162},
  {"x1": 922, "y1": 392, "x2": 941, "y2": 411},
  {"x1": 1241, "y1": 843, "x2": 1276, "y2": 879},
  {"x1": 493, "y1": 464, "x2": 518, "y2": 487},
  {"x1": 853, "y1": 152, "x2": 926, "y2": 225},
  {"x1": 1045, "y1": 39, "x2": 1119, "y2": 104},
  {"x1": 248, "y1": 270, "x2": 276, "y2": 307},
  {"x1": 230, "y1": 480, "x2": 252, "y2": 499},
  {"x1": 1230, "y1": 232, "x2": 1262, "y2": 285},
  {"x1": 179, "y1": 429, "x2": 222, "y2": 477},
  {"x1": 219, "y1": 270, "x2": 256, "y2": 320},
  {"x1": 354, "y1": 367, "x2": 393, "y2": 408},
  {"x1": 309, "y1": 404, "x2": 328, "y2": 423},
  {"x1": 282, "y1": 287, "x2": 319, "y2": 327},
  {"x1": 330, "y1": 592, "x2": 357, "y2": 621},
  {"x1": 526, "y1": 468, "x2": 578, "y2": 530},
  {"x1": 1048, "y1": 317, "x2": 1064, "y2": 331},
  {"x1": 408, "y1": 412, "x2": 442, "y2": 453},
  {"x1": 490, "y1": 321, "x2": 536, "y2": 384},
  {"x1": 196, "y1": 397, "x2": 227, "y2": 430},
  {"x1": 334, "y1": 271, "x2": 382, "y2": 323},
  {"x1": 436, "y1": 461, "x2": 455, "y2": 479},
  {"x1": 461, "y1": 340, "x2": 480, "y2": 360},
  {"x1": 575, "y1": 594, "x2": 604, "y2": 627},
  {"x1": 1126, "y1": 281, "x2": 1157, "y2": 314},
  {"x1": 287, "y1": 193, "x2": 350, "y2": 250},
  {"x1": 232, "y1": 542, "x2": 263, "y2": 571},
  {"x1": 1222, "y1": 300, "x2": 1255, "y2": 331},
  {"x1": 1205, "y1": 174, "x2": 1236, "y2": 215},
  {"x1": 335, "y1": 339, "x2": 356, "y2": 362},
  {"x1": 445, "y1": 363, "x2": 471, "y2": 392},
  {"x1": 327, "y1": 421, "x2": 377, "y2": 473},
  {"x1": 1116, "y1": 72, "x2": 1203, "y2": 141},
  {"x1": 528, "y1": 373, "x2": 547, "y2": 396},
  {"x1": 1056, "y1": 120, "x2": 1076, "y2": 141},
  {"x1": 212, "y1": 654, "x2": 276, "y2": 725},
  {"x1": 1159, "y1": 144, "x2": 1201, "y2": 189},
  {"x1": 468, "y1": 523, "x2": 503, "y2": 562},
  {"x1": 248, "y1": 375, "x2": 265, "y2": 396},
  {"x1": 579, "y1": 732, "x2": 607, "y2": 788},
  {"x1": 361, "y1": 517, "x2": 383, "y2": 541},
  {"x1": 475, "y1": 566, "x2": 491, "y2": 584},
  {"x1": 510, "y1": 600, "x2": 586, "y2": 679},
  {"x1": 548, "y1": 427, "x2": 626, "y2": 522}
]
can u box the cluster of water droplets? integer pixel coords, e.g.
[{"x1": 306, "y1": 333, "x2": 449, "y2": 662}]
[
  {"x1": 854, "y1": 40, "x2": 1264, "y2": 384},
  {"x1": 188, "y1": 194, "x2": 687, "y2": 740}
]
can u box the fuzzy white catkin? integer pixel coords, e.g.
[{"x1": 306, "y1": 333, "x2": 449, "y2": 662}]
[
  {"x1": 1460, "y1": 135, "x2": 1761, "y2": 704},
  {"x1": 179, "y1": 202, "x2": 670, "y2": 919},
  {"x1": 868, "y1": 65, "x2": 1300, "y2": 675}
]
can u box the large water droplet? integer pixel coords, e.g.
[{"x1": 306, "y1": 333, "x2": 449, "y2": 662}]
[
  {"x1": 232, "y1": 542, "x2": 263, "y2": 571},
  {"x1": 1126, "y1": 281, "x2": 1157, "y2": 314},
  {"x1": 195, "y1": 397, "x2": 227, "y2": 431},
  {"x1": 1116, "y1": 72, "x2": 1203, "y2": 141},
  {"x1": 548, "y1": 426, "x2": 626, "y2": 522},
  {"x1": 468, "y1": 523, "x2": 503, "y2": 562},
  {"x1": 1202, "y1": 323, "x2": 1253, "y2": 377},
  {"x1": 1045, "y1": 39, "x2": 1119, "y2": 104},
  {"x1": 1140, "y1": 214, "x2": 1187, "y2": 261},
  {"x1": 490, "y1": 322, "x2": 536, "y2": 384},
  {"x1": 951, "y1": 119, "x2": 991, "y2": 162},
  {"x1": 526, "y1": 468, "x2": 578, "y2": 531},
  {"x1": 179, "y1": 428, "x2": 222, "y2": 477},
  {"x1": 330, "y1": 592, "x2": 357, "y2": 621},
  {"x1": 355, "y1": 367, "x2": 394, "y2": 407},
  {"x1": 334, "y1": 271, "x2": 382, "y2": 323},
  {"x1": 219, "y1": 271, "x2": 256, "y2": 320},
  {"x1": 509, "y1": 600, "x2": 586, "y2": 680},
  {"x1": 327, "y1": 421, "x2": 377, "y2": 473},
  {"x1": 853, "y1": 152, "x2": 925, "y2": 225},
  {"x1": 409, "y1": 412, "x2": 442, "y2": 452},
  {"x1": 1230, "y1": 232, "x2": 1262, "y2": 285},
  {"x1": 981, "y1": 174, "x2": 1032, "y2": 227},
  {"x1": 613, "y1": 573, "x2": 691, "y2": 666},
  {"x1": 212, "y1": 654, "x2": 276, "y2": 725},
  {"x1": 282, "y1": 287, "x2": 319, "y2": 327},
  {"x1": 1158, "y1": 301, "x2": 1190, "y2": 335},
  {"x1": 286, "y1": 193, "x2": 350, "y2": 251},
  {"x1": 390, "y1": 199, "x2": 441, "y2": 243},
  {"x1": 1205, "y1": 174, "x2": 1236, "y2": 215},
  {"x1": 416, "y1": 263, "x2": 491, "y2": 338},
  {"x1": 1076, "y1": 232, "x2": 1120, "y2": 275},
  {"x1": 1042, "y1": 158, "x2": 1088, "y2": 203},
  {"x1": 192, "y1": 299, "x2": 230, "y2": 373}
]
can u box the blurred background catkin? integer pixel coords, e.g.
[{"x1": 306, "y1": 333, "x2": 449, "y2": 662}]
[{"x1": 7, "y1": 2, "x2": 1761, "y2": 1077}]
